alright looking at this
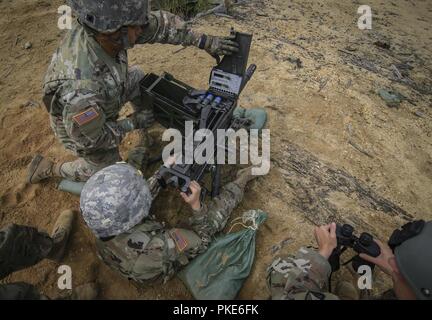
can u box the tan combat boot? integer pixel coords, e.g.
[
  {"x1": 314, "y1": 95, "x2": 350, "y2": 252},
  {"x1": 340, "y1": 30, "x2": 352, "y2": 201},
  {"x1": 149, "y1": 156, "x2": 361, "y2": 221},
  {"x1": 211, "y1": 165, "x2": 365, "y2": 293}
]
[
  {"x1": 27, "y1": 154, "x2": 63, "y2": 184},
  {"x1": 47, "y1": 210, "x2": 75, "y2": 262}
]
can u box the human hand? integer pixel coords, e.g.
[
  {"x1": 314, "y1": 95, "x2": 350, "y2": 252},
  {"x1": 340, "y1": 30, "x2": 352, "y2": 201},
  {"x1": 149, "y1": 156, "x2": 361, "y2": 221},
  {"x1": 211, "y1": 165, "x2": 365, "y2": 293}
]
[
  {"x1": 359, "y1": 239, "x2": 395, "y2": 276},
  {"x1": 130, "y1": 109, "x2": 155, "y2": 129},
  {"x1": 314, "y1": 222, "x2": 338, "y2": 259},
  {"x1": 163, "y1": 154, "x2": 179, "y2": 168},
  {"x1": 205, "y1": 34, "x2": 239, "y2": 56},
  {"x1": 180, "y1": 181, "x2": 201, "y2": 211}
]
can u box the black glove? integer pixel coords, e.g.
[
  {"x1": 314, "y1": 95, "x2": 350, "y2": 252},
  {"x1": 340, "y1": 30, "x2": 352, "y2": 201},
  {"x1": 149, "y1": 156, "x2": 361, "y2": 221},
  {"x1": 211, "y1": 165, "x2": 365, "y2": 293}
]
[
  {"x1": 129, "y1": 109, "x2": 155, "y2": 130},
  {"x1": 204, "y1": 34, "x2": 239, "y2": 56}
]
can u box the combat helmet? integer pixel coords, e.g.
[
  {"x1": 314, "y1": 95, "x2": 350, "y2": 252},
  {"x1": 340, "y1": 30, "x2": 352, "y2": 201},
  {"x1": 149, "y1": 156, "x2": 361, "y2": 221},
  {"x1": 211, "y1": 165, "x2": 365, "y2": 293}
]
[
  {"x1": 68, "y1": 0, "x2": 150, "y2": 33},
  {"x1": 80, "y1": 163, "x2": 153, "y2": 239},
  {"x1": 391, "y1": 220, "x2": 432, "y2": 300}
]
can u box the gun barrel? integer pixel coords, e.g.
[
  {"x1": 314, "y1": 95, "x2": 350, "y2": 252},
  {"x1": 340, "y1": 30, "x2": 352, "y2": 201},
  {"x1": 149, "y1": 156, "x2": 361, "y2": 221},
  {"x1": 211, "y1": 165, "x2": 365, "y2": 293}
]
[
  {"x1": 240, "y1": 64, "x2": 257, "y2": 93},
  {"x1": 245, "y1": 64, "x2": 257, "y2": 81}
]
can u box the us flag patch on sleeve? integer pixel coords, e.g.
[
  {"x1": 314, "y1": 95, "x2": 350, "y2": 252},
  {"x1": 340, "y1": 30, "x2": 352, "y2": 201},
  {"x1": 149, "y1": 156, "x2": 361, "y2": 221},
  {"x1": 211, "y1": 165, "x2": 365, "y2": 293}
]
[
  {"x1": 72, "y1": 107, "x2": 100, "y2": 126},
  {"x1": 169, "y1": 229, "x2": 188, "y2": 252}
]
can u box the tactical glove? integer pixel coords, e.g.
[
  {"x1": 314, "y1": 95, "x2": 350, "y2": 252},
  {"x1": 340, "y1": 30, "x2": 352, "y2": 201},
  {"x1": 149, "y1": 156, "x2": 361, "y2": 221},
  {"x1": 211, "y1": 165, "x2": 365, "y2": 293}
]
[
  {"x1": 203, "y1": 34, "x2": 239, "y2": 56},
  {"x1": 130, "y1": 109, "x2": 155, "y2": 130}
]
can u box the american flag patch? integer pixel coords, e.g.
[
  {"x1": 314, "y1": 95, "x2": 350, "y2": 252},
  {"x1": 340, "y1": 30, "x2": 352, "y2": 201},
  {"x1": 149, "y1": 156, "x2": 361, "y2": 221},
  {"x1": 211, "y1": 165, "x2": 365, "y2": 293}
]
[
  {"x1": 169, "y1": 229, "x2": 188, "y2": 252},
  {"x1": 72, "y1": 107, "x2": 100, "y2": 126}
]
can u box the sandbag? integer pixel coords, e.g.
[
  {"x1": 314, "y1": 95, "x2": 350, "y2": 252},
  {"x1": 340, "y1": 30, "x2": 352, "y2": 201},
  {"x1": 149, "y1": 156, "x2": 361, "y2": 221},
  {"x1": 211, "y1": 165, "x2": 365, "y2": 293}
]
[
  {"x1": 178, "y1": 209, "x2": 268, "y2": 300},
  {"x1": 233, "y1": 107, "x2": 268, "y2": 130}
]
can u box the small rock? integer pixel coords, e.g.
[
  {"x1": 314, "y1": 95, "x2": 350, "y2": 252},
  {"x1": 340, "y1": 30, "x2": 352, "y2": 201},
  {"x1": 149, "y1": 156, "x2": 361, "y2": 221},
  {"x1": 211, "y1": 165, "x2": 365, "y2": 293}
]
[
  {"x1": 378, "y1": 88, "x2": 405, "y2": 108},
  {"x1": 395, "y1": 62, "x2": 413, "y2": 71},
  {"x1": 21, "y1": 100, "x2": 40, "y2": 108},
  {"x1": 414, "y1": 110, "x2": 425, "y2": 118},
  {"x1": 24, "y1": 42, "x2": 32, "y2": 49},
  {"x1": 374, "y1": 41, "x2": 391, "y2": 50},
  {"x1": 284, "y1": 55, "x2": 303, "y2": 68}
]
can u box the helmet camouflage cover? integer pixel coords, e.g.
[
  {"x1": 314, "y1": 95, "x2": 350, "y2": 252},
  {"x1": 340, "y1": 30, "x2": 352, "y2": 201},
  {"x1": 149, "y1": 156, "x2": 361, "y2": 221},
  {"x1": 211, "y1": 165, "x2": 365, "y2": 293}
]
[
  {"x1": 80, "y1": 163, "x2": 152, "y2": 239},
  {"x1": 68, "y1": 0, "x2": 150, "y2": 33}
]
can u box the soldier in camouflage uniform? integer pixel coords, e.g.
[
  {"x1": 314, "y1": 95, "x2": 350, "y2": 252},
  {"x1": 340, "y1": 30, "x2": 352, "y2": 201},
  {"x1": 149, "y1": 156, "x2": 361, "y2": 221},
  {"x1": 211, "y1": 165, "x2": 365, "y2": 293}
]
[
  {"x1": 267, "y1": 221, "x2": 432, "y2": 300},
  {"x1": 27, "y1": 0, "x2": 240, "y2": 183},
  {"x1": 0, "y1": 210, "x2": 97, "y2": 299},
  {"x1": 80, "y1": 162, "x2": 259, "y2": 283},
  {"x1": 267, "y1": 223, "x2": 343, "y2": 300}
]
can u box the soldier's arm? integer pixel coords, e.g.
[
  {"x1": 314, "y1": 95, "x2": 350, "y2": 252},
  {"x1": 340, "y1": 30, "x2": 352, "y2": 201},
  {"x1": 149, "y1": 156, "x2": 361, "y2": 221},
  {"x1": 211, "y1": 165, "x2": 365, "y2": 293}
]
[
  {"x1": 61, "y1": 88, "x2": 132, "y2": 152},
  {"x1": 267, "y1": 247, "x2": 335, "y2": 300},
  {"x1": 187, "y1": 182, "x2": 243, "y2": 244},
  {"x1": 147, "y1": 172, "x2": 162, "y2": 199},
  {"x1": 146, "y1": 155, "x2": 186, "y2": 199},
  {"x1": 137, "y1": 10, "x2": 205, "y2": 47}
]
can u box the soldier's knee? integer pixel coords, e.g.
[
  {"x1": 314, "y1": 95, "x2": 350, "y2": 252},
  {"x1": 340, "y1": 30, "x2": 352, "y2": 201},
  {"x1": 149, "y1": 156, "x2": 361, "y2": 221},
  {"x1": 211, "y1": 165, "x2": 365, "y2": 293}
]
[
  {"x1": 217, "y1": 182, "x2": 244, "y2": 206},
  {"x1": 85, "y1": 150, "x2": 121, "y2": 167},
  {"x1": 223, "y1": 182, "x2": 243, "y2": 196}
]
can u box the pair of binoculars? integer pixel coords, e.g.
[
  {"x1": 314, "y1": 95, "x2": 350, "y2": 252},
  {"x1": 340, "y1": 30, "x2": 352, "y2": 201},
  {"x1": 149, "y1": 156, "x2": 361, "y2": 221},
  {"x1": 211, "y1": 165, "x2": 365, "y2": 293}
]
[{"x1": 329, "y1": 224, "x2": 381, "y2": 272}]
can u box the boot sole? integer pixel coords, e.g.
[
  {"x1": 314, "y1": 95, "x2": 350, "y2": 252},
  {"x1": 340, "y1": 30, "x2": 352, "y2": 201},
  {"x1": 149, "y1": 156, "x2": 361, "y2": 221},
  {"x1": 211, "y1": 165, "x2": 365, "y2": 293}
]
[
  {"x1": 27, "y1": 154, "x2": 44, "y2": 184},
  {"x1": 49, "y1": 210, "x2": 75, "y2": 262}
]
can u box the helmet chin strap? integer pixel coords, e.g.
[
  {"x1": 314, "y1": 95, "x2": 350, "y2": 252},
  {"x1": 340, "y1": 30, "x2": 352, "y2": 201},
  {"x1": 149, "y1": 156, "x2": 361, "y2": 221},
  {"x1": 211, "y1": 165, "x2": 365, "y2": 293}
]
[
  {"x1": 106, "y1": 26, "x2": 133, "y2": 50},
  {"x1": 120, "y1": 26, "x2": 133, "y2": 50}
]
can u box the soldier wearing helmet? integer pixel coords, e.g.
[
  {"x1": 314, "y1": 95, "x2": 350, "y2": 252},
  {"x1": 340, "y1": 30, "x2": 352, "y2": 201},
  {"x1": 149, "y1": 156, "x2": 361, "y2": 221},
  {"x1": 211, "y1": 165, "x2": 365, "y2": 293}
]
[
  {"x1": 79, "y1": 161, "x2": 261, "y2": 283},
  {"x1": 360, "y1": 220, "x2": 432, "y2": 300},
  {"x1": 267, "y1": 221, "x2": 432, "y2": 300},
  {"x1": 27, "y1": 0, "x2": 240, "y2": 184}
]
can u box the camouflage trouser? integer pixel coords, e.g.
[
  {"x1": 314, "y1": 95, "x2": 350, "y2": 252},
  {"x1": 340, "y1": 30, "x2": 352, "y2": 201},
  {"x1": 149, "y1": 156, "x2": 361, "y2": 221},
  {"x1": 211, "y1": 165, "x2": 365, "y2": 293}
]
[
  {"x1": 0, "y1": 224, "x2": 53, "y2": 300},
  {"x1": 51, "y1": 66, "x2": 147, "y2": 182},
  {"x1": 267, "y1": 247, "x2": 396, "y2": 300},
  {"x1": 96, "y1": 182, "x2": 245, "y2": 283},
  {"x1": 267, "y1": 247, "x2": 339, "y2": 300}
]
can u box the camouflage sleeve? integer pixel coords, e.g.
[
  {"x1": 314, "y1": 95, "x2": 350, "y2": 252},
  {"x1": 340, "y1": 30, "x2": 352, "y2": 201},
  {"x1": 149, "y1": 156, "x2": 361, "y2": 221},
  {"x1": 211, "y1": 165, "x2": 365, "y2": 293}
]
[
  {"x1": 137, "y1": 10, "x2": 204, "y2": 47},
  {"x1": 147, "y1": 171, "x2": 162, "y2": 199},
  {"x1": 188, "y1": 182, "x2": 243, "y2": 245},
  {"x1": 61, "y1": 87, "x2": 128, "y2": 153},
  {"x1": 267, "y1": 247, "x2": 336, "y2": 300}
]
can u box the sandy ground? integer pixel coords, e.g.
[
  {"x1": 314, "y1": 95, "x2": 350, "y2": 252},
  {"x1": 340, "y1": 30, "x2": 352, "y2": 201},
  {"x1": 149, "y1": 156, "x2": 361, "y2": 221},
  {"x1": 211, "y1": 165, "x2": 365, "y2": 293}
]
[{"x1": 0, "y1": 0, "x2": 431, "y2": 299}]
